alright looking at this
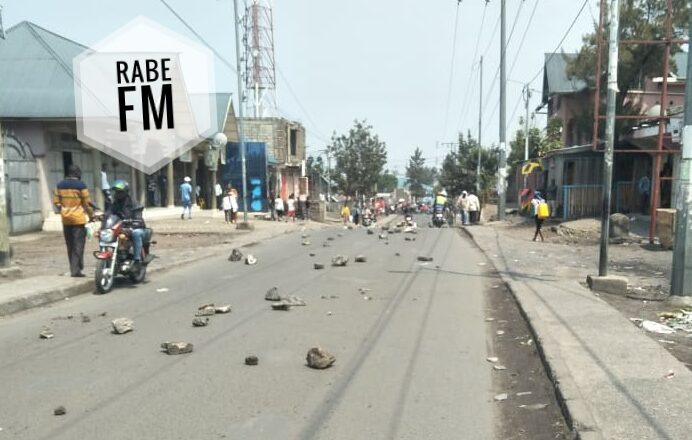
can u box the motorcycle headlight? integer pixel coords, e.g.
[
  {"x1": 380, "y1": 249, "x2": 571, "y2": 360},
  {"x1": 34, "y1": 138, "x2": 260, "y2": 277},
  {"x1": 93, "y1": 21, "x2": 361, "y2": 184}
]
[{"x1": 100, "y1": 229, "x2": 114, "y2": 242}]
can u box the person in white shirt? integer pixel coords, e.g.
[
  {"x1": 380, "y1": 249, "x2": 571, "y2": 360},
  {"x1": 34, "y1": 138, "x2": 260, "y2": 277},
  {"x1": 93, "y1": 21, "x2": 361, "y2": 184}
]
[
  {"x1": 287, "y1": 193, "x2": 296, "y2": 222},
  {"x1": 274, "y1": 196, "x2": 285, "y2": 221},
  {"x1": 100, "y1": 163, "x2": 111, "y2": 210},
  {"x1": 467, "y1": 192, "x2": 480, "y2": 224},
  {"x1": 222, "y1": 188, "x2": 233, "y2": 224},
  {"x1": 456, "y1": 191, "x2": 470, "y2": 225}
]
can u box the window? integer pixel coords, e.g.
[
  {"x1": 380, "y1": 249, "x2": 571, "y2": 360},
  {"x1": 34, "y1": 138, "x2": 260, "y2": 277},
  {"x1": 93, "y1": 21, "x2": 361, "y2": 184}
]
[
  {"x1": 290, "y1": 128, "x2": 297, "y2": 157},
  {"x1": 62, "y1": 151, "x2": 73, "y2": 175}
]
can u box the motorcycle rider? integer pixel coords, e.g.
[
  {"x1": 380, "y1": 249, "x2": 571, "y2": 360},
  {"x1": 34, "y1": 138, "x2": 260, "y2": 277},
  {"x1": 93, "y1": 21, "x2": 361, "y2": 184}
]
[
  {"x1": 433, "y1": 189, "x2": 448, "y2": 211},
  {"x1": 104, "y1": 179, "x2": 146, "y2": 272}
]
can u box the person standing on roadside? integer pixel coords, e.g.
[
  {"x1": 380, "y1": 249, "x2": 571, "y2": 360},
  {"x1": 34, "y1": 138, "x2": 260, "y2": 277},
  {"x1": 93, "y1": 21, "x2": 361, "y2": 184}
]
[
  {"x1": 100, "y1": 163, "x2": 111, "y2": 211},
  {"x1": 222, "y1": 188, "x2": 233, "y2": 224},
  {"x1": 467, "y1": 192, "x2": 480, "y2": 224},
  {"x1": 180, "y1": 176, "x2": 193, "y2": 220},
  {"x1": 287, "y1": 193, "x2": 297, "y2": 222},
  {"x1": 53, "y1": 165, "x2": 94, "y2": 277},
  {"x1": 457, "y1": 191, "x2": 470, "y2": 225},
  {"x1": 230, "y1": 188, "x2": 239, "y2": 223},
  {"x1": 340, "y1": 203, "x2": 351, "y2": 225},
  {"x1": 274, "y1": 194, "x2": 285, "y2": 221},
  {"x1": 638, "y1": 174, "x2": 651, "y2": 215}
]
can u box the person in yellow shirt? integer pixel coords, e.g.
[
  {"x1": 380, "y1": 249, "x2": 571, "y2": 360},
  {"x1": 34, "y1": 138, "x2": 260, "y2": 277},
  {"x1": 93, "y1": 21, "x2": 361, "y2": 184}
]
[
  {"x1": 340, "y1": 204, "x2": 351, "y2": 225},
  {"x1": 53, "y1": 165, "x2": 94, "y2": 277}
]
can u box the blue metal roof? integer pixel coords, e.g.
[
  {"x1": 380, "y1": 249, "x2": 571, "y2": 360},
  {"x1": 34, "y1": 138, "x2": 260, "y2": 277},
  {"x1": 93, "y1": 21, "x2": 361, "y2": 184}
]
[{"x1": 0, "y1": 21, "x2": 88, "y2": 118}]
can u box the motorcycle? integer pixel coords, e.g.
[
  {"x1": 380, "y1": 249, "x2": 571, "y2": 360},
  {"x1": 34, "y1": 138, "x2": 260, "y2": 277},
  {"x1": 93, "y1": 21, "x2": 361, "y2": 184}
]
[
  {"x1": 404, "y1": 213, "x2": 414, "y2": 226},
  {"x1": 93, "y1": 213, "x2": 154, "y2": 294},
  {"x1": 431, "y1": 205, "x2": 446, "y2": 228},
  {"x1": 362, "y1": 212, "x2": 373, "y2": 227}
]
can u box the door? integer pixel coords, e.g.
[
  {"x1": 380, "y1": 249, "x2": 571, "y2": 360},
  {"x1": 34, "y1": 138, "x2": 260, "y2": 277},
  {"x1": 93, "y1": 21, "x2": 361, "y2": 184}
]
[{"x1": 3, "y1": 133, "x2": 42, "y2": 233}]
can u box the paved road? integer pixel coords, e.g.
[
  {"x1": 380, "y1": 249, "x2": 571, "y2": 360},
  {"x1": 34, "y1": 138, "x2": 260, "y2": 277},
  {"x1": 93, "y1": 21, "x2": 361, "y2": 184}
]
[{"x1": 0, "y1": 218, "x2": 497, "y2": 439}]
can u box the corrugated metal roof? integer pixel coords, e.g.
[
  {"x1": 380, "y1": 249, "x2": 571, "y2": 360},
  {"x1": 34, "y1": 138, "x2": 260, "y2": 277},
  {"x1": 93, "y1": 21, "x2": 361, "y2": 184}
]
[
  {"x1": 542, "y1": 53, "x2": 587, "y2": 102},
  {"x1": 0, "y1": 21, "x2": 87, "y2": 118}
]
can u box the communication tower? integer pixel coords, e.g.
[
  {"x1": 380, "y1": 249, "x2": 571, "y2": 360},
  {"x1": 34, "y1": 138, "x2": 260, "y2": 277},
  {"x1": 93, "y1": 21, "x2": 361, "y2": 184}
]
[{"x1": 243, "y1": 0, "x2": 277, "y2": 118}]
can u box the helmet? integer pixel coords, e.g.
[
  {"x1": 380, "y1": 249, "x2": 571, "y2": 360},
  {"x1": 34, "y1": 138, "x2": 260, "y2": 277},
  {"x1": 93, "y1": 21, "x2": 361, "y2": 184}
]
[
  {"x1": 184, "y1": 176, "x2": 191, "y2": 182},
  {"x1": 111, "y1": 179, "x2": 129, "y2": 201},
  {"x1": 440, "y1": 189, "x2": 448, "y2": 196}
]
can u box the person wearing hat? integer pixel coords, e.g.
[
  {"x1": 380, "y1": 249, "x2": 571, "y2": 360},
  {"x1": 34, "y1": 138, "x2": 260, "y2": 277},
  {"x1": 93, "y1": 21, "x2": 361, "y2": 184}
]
[
  {"x1": 53, "y1": 165, "x2": 94, "y2": 277},
  {"x1": 179, "y1": 176, "x2": 193, "y2": 220},
  {"x1": 105, "y1": 179, "x2": 146, "y2": 271},
  {"x1": 531, "y1": 190, "x2": 546, "y2": 242}
]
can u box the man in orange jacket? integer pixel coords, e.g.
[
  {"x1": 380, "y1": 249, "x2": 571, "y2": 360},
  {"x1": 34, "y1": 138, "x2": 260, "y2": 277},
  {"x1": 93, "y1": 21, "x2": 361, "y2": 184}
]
[{"x1": 53, "y1": 165, "x2": 94, "y2": 277}]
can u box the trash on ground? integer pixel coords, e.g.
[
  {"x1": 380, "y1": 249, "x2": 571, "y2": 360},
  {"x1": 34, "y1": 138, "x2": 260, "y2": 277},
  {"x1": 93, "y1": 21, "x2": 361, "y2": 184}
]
[
  {"x1": 486, "y1": 357, "x2": 499, "y2": 363},
  {"x1": 39, "y1": 328, "x2": 54, "y2": 339},
  {"x1": 196, "y1": 304, "x2": 216, "y2": 316},
  {"x1": 658, "y1": 339, "x2": 675, "y2": 344},
  {"x1": 245, "y1": 254, "x2": 258, "y2": 265},
  {"x1": 332, "y1": 255, "x2": 349, "y2": 267},
  {"x1": 417, "y1": 256, "x2": 433, "y2": 262},
  {"x1": 161, "y1": 341, "x2": 194, "y2": 355},
  {"x1": 215, "y1": 305, "x2": 232, "y2": 314},
  {"x1": 53, "y1": 406, "x2": 67, "y2": 416},
  {"x1": 496, "y1": 330, "x2": 505, "y2": 336},
  {"x1": 664, "y1": 370, "x2": 675, "y2": 379},
  {"x1": 192, "y1": 317, "x2": 210, "y2": 327},
  {"x1": 493, "y1": 365, "x2": 507, "y2": 371},
  {"x1": 156, "y1": 288, "x2": 169, "y2": 293},
  {"x1": 354, "y1": 255, "x2": 367, "y2": 263},
  {"x1": 640, "y1": 320, "x2": 675, "y2": 334},
  {"x1": 657, "y1": 309, "x2": 692, "y2": 333},
  {"x1": 111, "y1": 318, "x2": 134, "y2": 334},
  {"x1": 265, "y1": 287, "x2": 281, "y2": 301},
  {"x1": 302, "y1": 240, "x2": 311, "y2": 246},
  {"x1": 306, "y1": 347, "x2": 336, "y2": 369},
  {"x1": 228, "y1": 249, "x2": 243, "y2": 262},
  {"x1": 494, "y1": 394, "x2": 508, "y2": 402},
  {"x1": 519, "y1": 403, "x2": 548, "y2": 410},
  {"x1": 245, "y1": 355, "x2": 259, "y2": 366}
]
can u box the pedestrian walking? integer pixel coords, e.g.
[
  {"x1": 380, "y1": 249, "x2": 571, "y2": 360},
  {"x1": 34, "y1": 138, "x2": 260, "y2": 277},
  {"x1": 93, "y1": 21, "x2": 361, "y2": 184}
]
[
  {"x1": 638, "y1": 174, "x2": 651, "y2": 215},
  {"x1": 222, "y1": 188, "x2": 233, "y2": 224},
  {"x1": 287, "y1": 193, "x2": 297, "y2": 222},
  {"x1": 230, "y1": 188, "x2": 239, "y2": 223},
  {"x1": 180, "y1": 176, "x2": 193, "y2": 220},
  {"x1": 352, "y1": 205, "x2": 360, "y2": 225},
  {"x1": 457, "y1": 191, "x2": 470, "y2": 225},
  {"x1": 531, "y1": 191, "x2": 549, "y2": 242},
  {"x1": 467, "y1": 192, "x2": 480, "y2": 224},
  {"x1": 100, "y1": 163, "x2": 111, "y2": 211},
  {"x1": 298, "y1": 193, "x2": 308, "y2": 220},
  {"x1": 274, "y1": 194, "x2": 285, "y2": 221},
  {"x1": 53, "y1": 165, "x2": 94, "y2": 277},
  {"x1": 269, "y1": 191, "x2": 276, "y2": 220},
  {"x1": 340, "y1": 204, "x2": 351, "y2": 225}
]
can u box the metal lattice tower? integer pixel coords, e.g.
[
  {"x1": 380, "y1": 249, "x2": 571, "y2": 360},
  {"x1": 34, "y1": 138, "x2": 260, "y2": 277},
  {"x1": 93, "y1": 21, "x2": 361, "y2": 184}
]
[
  {"x1": 243, "y1": 0, "x2": 277, "y2": 118},
  {"x1": 0, "y1": 4, "x2": 6, "y2": 40}
]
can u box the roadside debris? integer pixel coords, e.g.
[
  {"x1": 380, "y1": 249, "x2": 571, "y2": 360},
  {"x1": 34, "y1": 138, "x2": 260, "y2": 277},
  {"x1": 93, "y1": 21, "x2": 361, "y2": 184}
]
[
  {"x1": 81, "y1": 315, "x2": 91, "y2": 323},
  {"x1": 53, "y1": 406, "x2": 67, "y2": 416},
  {"x1": 664, "y1": 370, "x2": 675, "y2": 379},
  {"x1": 657, "y1": 309, "x2": 692, "y2": 333},
  {"x1": 417, "y1": 256, "x2": 433, "y2": 262},
  {"x1": 519, "y1": 403, "x2": 548, "y2": 410},
  {"x1": 245, "y1": 355, "x2": 259, "y2": 366},
  {"x1": 192, "y1": 317, "x2": 210, "y2": 327},
  {"x1": 245, "y1": 255, "x2": 258, "y2": 265},
  {"x1": 494, "y1": 394, "x2": 508, "y2": 402},
  {"x1": 337, "y1": 233, "x2": 345, "y2": 237},
  {"x1": 632, "y1": 319, "x2": 676, "y2": 334},
  {"x1": 282, "y1": 295, "x2": 306, "y2": 306},
  {"x1": 306, "y1": 347, "x2": 336, "y2": 369},
  {"x1": 156, "y1": 288, "x2": 169, "y2": 293},
  {"x1": 327, "y1": 237, "x2": 335, "y2": 241},
  {"x1": 309, "y1": 253, "x2": 316, "y2": 257},
  {"x1": 111, "y1": 318, "x2": 134, "y2": 334},
  {"x1": 228, "y1": 249, "x2": 243, "y2": 262},
  {"x1": 354, "y1": 255, "x2": 367, "y2": 263},
  {"x1": 265, "y1": 287, "x2": 281, "y2": 301},
  {"x1": 496, "y1": 330, "x2": 505, "y2": 336},
  {"x1": 326, "y1": 311, "x2": 333, "y2": 316},
  {"x1": 271, "y1": 302, "x2": 291, "y2": 311},
  {"x1": 486, "y1": 357, "x2": 499, "y2": 363},
  {"x1": 215, "y1": 305, "x2": 232, "y2": 314},
  {"x1": 367, "y1": 229, "x2": 374, "y2": 235},
  {"x1": 379, "y1": 233, "x2": 388, "y2": 240},
  {"x1": 39, "y1": 328, "x2": 54, "y2": 339},
  {"x1": 314, "y1": 263, "x2": 325, "y2": 270},
  {"x1": 322, "y1": 242, "x2": 331, "y2": 247},
  {"x1": 161, "y1": 341, "x2": 194, "y2": 355},
  {"x1": 516, "y1": 391, "x2": 533, "y2": 397},
  {"x1": 332, "y1": 255, "x2": 349, "y2": 267},
  {"x1": 493, "y1": 365, "x2": 507, "y2": 371},
  {"x1": 395, "y1": 252, "x2": 401, "y2": 256},
  {"x1": 196, "y1": 304, "x2": 216, "y2": 316},
  {"x1": 302, "y1": 239, "x2": 311, "y2": 246}
]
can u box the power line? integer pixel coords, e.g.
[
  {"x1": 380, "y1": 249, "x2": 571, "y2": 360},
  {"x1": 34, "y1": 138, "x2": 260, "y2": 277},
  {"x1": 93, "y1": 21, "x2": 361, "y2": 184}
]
[
  {"x1": 443, "y1": 1, "x2": 463, "y2": 138},
  {"x1": 508, "y1": 0, "x2": 540, "y2": 78},
  {"x1": 456, "y1": 2, "x2": 489, "y2": 132}
]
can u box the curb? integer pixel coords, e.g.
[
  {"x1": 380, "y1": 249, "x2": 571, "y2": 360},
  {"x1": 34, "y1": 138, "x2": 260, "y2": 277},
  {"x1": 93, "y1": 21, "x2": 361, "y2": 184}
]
[{"x1": 459, "y1": 225, "x2": 601, "y2": 440}]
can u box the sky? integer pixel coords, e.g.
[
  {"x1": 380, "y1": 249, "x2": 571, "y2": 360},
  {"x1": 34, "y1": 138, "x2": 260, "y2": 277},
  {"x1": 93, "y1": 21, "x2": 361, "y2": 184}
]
[{"x1": 1, "y1": 0, "x2": 597, "y2": 174}]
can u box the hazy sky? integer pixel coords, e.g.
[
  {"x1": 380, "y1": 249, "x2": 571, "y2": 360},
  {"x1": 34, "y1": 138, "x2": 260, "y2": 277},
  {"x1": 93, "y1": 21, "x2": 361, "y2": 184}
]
[{"x1": 2, "y1": 0, "x2": 596, "y2": 173}]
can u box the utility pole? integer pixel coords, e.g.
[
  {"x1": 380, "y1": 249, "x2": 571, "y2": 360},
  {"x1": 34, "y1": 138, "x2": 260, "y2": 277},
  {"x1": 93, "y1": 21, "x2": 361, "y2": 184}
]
[
  {"x1": 670, "y1": 4, "x2": 692, "y2": 297},
  {"x1": 523, "y1": 84, "x2": 531, "y2": 188},
  {"x1": 598, "y1": 0, "x2": 621, "y2": 276},
  {"x1": 497, "y1": 0, "x2": 507, "y2": 220},
  {"x1": 0, "y1": 123, "x2": 9, "y2": 267},
  {"x1": 477, "y1": 56, "x2": 483, "y2": 195},
  {"x1": 233, "y1": 0, "x2": 250, "y2": 226},
  {"x1": 326, "y1": 151, "x2": 332, "y2": 204}
]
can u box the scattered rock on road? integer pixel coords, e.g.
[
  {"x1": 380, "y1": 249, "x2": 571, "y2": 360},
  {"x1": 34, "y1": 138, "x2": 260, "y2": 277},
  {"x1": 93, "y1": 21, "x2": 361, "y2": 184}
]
[
  {"x1": 327, "y1": 237, "x2": 335, "y2": 241},
  {"x1": 367, "y1": 229, "x2": 374, "y2": 235},
  {"x1": 39, "y1": 328, "x2": 54, "y2": 339},
  {"x1": 81, "y1": 314, "x2": 91, "y2": 323},
  {"x1": 494, "y1": 393, "x2": 508, "y2": 402},
  {"x1": 245, "y1": 254, "x2": 258, "y2": 265},
  {"x1": 309, "y1": 253, "x2": 316, "y2": 257},
  {"x1": 161, "y1": 341, "x2": 194, "y2": 355},
  {"x1": 354, "y1": 255, "x2": 367, "y2": 263},
  {"x1": 271, "y1": 301, "x2": 292, "y2": 311},
  {"x1": 306, "y1": 347, "x2": 336, "y2": 369},
  {"x1": 111, "y1": 318, "x2": 134, "y2": 334},
  {"x1": 337, "y1": 233, "x2": 344, "y2": 237},
  {"x1": 332, "y1": 255, "x2": 349, "y2": 267},
  {"x1": 486, "y1": 357, "x2": 499, "y2": 363},
  {"x1": 493, "y1": 365, "x2": 507, "y2": 371},
  {"x1": 314, "y1": 263, "x2": 325, "y2": 270},
  {"x1": 53, "y1": 406, "x2": 66, "y2": 416},
  {"x1": 228, "y1": 248, "x2": 243, "y2": 262},
  {"x1": 245, "y1": 355, "x2": 259, "y2": 366},
  {"x1": 265, "y1": 287, "x2": 281, "y2": 301},
  {"x1": 196, "y1": 304, "x2": 216, "y2": 316},
  {"x1": 417, "y1": 256, "x2": 434, "y2": 262},
  {"x1": 215, "y1": 305, "x2": 232, "y2": 314},
  {"x1": 282, "y1": 295, "x2": 306, "y2": 306},
  {"x1": 192, "y1": 317, "x2": 210, "y2": 327},
  {"x1": 378, "y1": 233, "x2": 388, "y2": 240},
  {"x1": 302, "y1": 239, "x2": 311, "y2": 246}
]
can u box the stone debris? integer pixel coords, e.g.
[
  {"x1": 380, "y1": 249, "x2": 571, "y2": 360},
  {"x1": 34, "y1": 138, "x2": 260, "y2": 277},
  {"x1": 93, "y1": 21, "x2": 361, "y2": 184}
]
[
  {"x1": 337, "y1": 233, "x2": 345, "y2": 237},
  {"x1": 417, "y1": 256, "x2": 434, "y2": 262},
  {"x1": 381, "y1": 225, "x2": 390, "y2": 231},
  {"x1": 302, "y1": 239, "x2": 311, "y2": 246},
  {"x1": 192, "y1": 317, "x2": 210, "y2": 327},
  {"x1": 496, "y1": 330, "x2": 505, "y2": 336},
  {"x1": 516, "y1": 391, "x2": 533, "y2": 397},
  {"x1": 271, "y1": 301, "x2": 291, "y2": 311},
  {"x1": 111, "y1": 318, "x2": 134, "y2": 334},
  {"x1": 347, "y1": 225, "x2": 354, "y2": 230},
  {"x1": 245, "y1": 255, "x2": 258, "y2": 265},
  {"x1": 301, "y1": 234, "x2": 310, "y2": 239},
  {"x1": 81, "y1": 315, "x2": 91, "y2": 323},
  {"x1": 358, "y1": 287, "x2": 371, "y2": 293},
  {"x1": 98, "y1": 312, "x2": 107, "y2": 317},
  {"x1": 494, "y1": 393, "x2": 508, "y2": 402},
  {"x1": 53, "y1": 406, "x2": 66, "y2": 416},
  {"x1": 493, "y1": 365, "x2": 507, "y2": 371},
  {"x1": 354, "y1": 255, "x2": 367, "y2": 263},
  {"x1": 245, "y1": 355, "x2": 259, "y2": 366},
  {"x1": 309, "y1": 253, "x2": 316, "y2": 257},
  {"x1": 326, "y1": 311, "x2": 333, "y2": 316},
  {"x1": 367, "y1": 229, "x2": 374, "y2": 235},
  {"x1": 314, "y1": 263, "x2": 325, "y2": 270},
  {"x1": 322, "y1": 243, "x2": 331, "y2": 248},
  {"x1": 327, "y1": 237, "x2": 335, "y2": 241},
  {"x1": 395, "y1": 252, "x2": 401, "y2": 256},
  {"x1": 282, "y1": 295, "x2": 306, "y2": 306},
  {"x1": 331, "y1": 255, "x2": 349, "y2": 267},
  {"x1": 196, "y1": 304, "x2": 216, "y2": 316},
  {"x1": 378, "y1": 233, "x2": 388, "y2": 240},
  {"x1": 215, "y1": 305, "x2": 232, "y2": 314},
  {"x1": 486, "y1": 357, "x2": 499, "y2": 363},
  {"x1": 519, "y1": 403, "x2": 548, "y2": 410},
  {"x1": 228, "y1": 248, "x2": 243, "y2": 262},
  {"x1": 161, "y1": 341, "x2": 194, "y2": 355},
  {"x1": 39, "y1": 328, "x2": 54, "y2": 339},
  {"x1": 265, "y1": 287, "x2": 281, "y2": 301},
  {"x1": 306, "y1": 347, "x2": 336, "y2": 369},
  {"x1": 156, "y1": 288, "x2": 169, "y2": 293},
  {"x1": 404, "y1": 237, "x2": 414, "y2": 241},
  {"x1": 363, "y1": 296, "x2": 372, "y2": 301}
]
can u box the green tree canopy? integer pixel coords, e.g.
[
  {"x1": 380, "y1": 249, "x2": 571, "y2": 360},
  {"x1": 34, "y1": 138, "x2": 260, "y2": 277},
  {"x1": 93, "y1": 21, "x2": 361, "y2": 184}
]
[
  {"x1": 406, "y1": 147, "x2": 436, "y2": 198},
  {"x1": 328, "y1": 120, "x2": 387, "y2": 197},
  {"x1": 377, "y1": 170, "x2": 398, "y2": 193},
  {"x1": 438, "y1": 131, "x2": 498, "y2": 198}
]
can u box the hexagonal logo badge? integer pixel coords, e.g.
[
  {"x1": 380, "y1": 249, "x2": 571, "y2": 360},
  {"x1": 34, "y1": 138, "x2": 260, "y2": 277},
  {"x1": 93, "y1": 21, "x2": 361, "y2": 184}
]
[{"x1": 74, "y1": 17, "x2": 219, "y2": 174}]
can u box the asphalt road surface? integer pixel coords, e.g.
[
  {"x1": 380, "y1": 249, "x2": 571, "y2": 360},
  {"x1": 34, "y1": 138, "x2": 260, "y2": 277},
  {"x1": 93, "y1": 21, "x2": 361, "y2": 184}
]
[{"x1": 0, "y1": 217, "x2": 564, "y2": 439}]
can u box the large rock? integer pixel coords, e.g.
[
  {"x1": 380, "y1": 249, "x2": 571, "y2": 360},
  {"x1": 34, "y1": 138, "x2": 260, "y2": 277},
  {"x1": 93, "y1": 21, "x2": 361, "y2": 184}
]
[
  {"x1": 228, "y1": 249, "x2": 243, "y2": 262},
  {"x1": 161, "y1": 341, "x2": 194, "y2": 355},
  {"x1": 331, "y1": 255, "x2": 349, "y2": 267},
  {"x1": 609, "y1": 213, "x2": 630, "y2": 239},
  {"x1": 306, "y1": 347, "x2": 336, "y2": 369},
  {"x1": 196, "y1": 304, "x2": 216, "y2": 316},
  {"x1": 192, "y1": 317, "x2": 210, "y2": 327},
  {"x1": 265, "y1": 286, "x2": 281, "y2": 301},
  {"x1": 111, "y1": 318, "x2": 134, "y2": 334}
]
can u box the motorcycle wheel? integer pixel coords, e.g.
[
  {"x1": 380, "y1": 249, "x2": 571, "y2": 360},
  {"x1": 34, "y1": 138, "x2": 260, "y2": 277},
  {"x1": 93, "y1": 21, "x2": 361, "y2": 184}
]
[
  {"x1": 129, "y1": 263, "x2": 147, "y2": 284},
  {"x1": 95, "y1": 259, "x2": 115, "y2": 294}
]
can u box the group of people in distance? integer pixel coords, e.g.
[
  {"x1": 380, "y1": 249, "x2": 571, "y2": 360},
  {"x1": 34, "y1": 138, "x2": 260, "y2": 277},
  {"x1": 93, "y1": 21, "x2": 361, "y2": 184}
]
[{"x1": 455, "y1": 191, "x2": 480, "y2": 225}]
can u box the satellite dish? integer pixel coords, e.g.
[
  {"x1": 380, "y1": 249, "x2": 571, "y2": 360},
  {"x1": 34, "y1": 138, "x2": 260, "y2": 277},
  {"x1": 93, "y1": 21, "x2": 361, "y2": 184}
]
[{"x1": 210, "y1": 132, "x2": 227, "y2": 150}]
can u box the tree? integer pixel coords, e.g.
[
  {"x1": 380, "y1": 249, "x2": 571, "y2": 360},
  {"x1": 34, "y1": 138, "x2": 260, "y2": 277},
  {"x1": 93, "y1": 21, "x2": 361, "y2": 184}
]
[
  {"x1": 328, "y1": 120, "x2": 387, "y2": 197},
  {"x1": 438, "y1": 131, "x2": 499, "y2": 199},
  {"x1": 566, "y1": 0, "x2": 689, "y2": 139},
  {"x1": 508, "y1": 116, "x2": 544, "y2": 166},
  {"x1": 406, "y1": 148, "x2": 436, "y2": 199},
  {"x1": 377, "y1": 170, "x2": 398, "y2": 193}
]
